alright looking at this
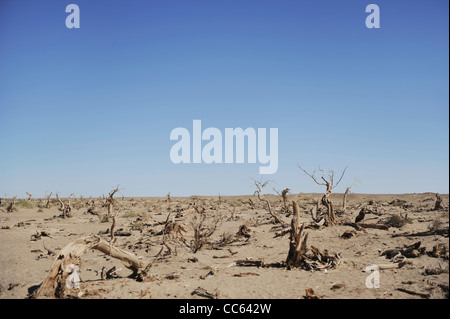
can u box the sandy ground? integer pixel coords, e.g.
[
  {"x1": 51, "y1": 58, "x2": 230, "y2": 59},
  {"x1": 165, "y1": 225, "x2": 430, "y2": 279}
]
[{"x1": 0, "y1": 192, "x2": 448, "y2": 299}]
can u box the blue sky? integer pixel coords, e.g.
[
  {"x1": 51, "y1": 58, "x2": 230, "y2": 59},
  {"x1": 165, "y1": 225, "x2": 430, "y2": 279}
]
[{"x1": 0, "y1": 0, "x2": 448, "y2": 197}]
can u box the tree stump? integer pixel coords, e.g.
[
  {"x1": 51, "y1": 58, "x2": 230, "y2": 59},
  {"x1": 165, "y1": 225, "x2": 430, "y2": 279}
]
[{"x1": 286, "y1": 201, "x2": 308, "y2": 270}]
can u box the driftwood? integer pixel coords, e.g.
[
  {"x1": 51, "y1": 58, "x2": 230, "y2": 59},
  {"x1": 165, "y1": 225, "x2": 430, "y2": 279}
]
[{"x1": 35, "y1": 235, "x2": 142, "y2": 298}]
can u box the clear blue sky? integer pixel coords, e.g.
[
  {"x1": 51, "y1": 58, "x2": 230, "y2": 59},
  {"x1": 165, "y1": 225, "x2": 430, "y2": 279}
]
[{"x1": 0, "y1": 0, "x2": 448, "y2": 197}]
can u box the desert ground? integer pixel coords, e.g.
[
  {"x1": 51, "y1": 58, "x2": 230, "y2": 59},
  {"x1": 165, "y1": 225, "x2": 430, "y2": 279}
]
[{"x1": 0, "y1": 191, "x2": 448, "y2": 299}]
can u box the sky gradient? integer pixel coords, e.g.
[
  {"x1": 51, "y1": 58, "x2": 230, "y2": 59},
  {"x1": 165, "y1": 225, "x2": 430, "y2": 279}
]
[{"x1": 0, "y1": 0, "x2": 448, "y2": 198}]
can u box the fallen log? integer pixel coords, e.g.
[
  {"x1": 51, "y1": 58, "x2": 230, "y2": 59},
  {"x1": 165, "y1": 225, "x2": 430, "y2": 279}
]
[
  {"x1": 35, "y1": 235, "x2": 142, "y2": 298},
  {"x1": 358, "y1": 223, "x2": 389, "y2": 230},
  {"x1": 396, "y1": 288, "x2": 430, "y2": 299},
  {"x1": 235, "y1": 259, "x2": 265, "y2": 268},
  {"x1": 342, "y1": 222, "x2": 367, "y2": 233},
  {"x1": 392, "y1": 227, "x2": 449, "y2": 238},
  {"x1": 375, "y1": 262, "x2": 409, "y2": 270}
]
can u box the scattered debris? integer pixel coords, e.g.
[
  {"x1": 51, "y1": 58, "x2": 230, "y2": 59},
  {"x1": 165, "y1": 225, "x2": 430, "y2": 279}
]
[
  {"x1": 381, "y1": 241, "x2": 426, "y2": 259},
  {"x1": 237, "y1": 224, "x2": 251, "y2": 238},
  {"x1": 199, "y1": 267, "x2": 217, "y2": 280},
  {"x1": 428, "y1": 243, "x2": 448, "y2": 259},
  {"x1": 30, "y1": 231, "x2": 51, "y2": 241}
]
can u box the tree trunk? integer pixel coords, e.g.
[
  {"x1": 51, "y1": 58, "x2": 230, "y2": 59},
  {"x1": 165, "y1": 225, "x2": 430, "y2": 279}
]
[
  {"x1": 322, "y1": 193, "x2": 336, "y2": 226},
  {"x1": 286, "y1": 201, "x2": 308, "y2": 270}
]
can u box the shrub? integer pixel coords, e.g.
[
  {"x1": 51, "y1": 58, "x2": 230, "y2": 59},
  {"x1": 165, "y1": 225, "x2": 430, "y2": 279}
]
[
  {"x1": 99, "y1": 214, "x2": 110, "y2": 223},
  {"x1": 385, "y1": 214, "x2": 412, "y2": 228},
  {"x1": 16, "y1": 200, "x2": 36, "y2": 209}
]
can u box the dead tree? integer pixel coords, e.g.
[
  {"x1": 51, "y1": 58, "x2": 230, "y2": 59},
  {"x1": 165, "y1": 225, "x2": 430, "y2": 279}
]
[
  {"x1": 56, "y1": 193, "x2": 64, "y2": 215},
  {"x1": 434, "y1": 193, "x2": 445, "y2": 211},
  {"x1": 45, "y1": 192, "x2": 52, "y2": 209},
  {"x1": 342, "y1": 180, "x2": 359, "y2": 214},
  {"x1": 274, "y1": 188, "x2": 291, "y2": 214},
  {"x1": 286, "y1": 201, "x2": 341, "y2": 270},
  {"x1": 286, "y1": 201, "x2": 309, "y2": 269},
  {"x1": 188, "y1": 212, "x2": 220, "y2": 253},
  {"x1": 6, "y1": 196, "x2": 17, "y2": 212},
  {"x1": 56, "y1": 193, "x2": 72, "y2": 218},
  {"x1": 26, "y1": 192, "x2": 33, "y2": 201},
  {"x1": 298, "y1": 165, "x2": 347, "y2": 226},
  {"x1": 253, "y1": 180, "x2": 286, "y2": 225},
  {"x1": 282, "y1": 188, "x2": 290, "y2": 212},
  {"x1": 34, "y1": 235, "x2": 142, "y2": 298},
  {"x1": 106, "y1": 187, "x2": 119, "y2": 218}
]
